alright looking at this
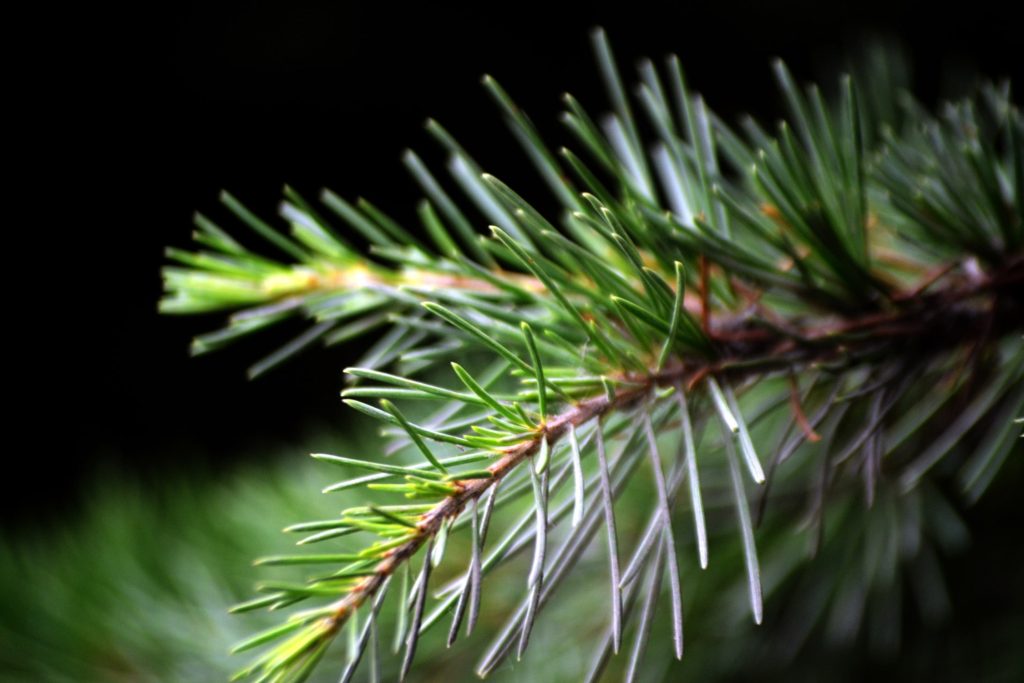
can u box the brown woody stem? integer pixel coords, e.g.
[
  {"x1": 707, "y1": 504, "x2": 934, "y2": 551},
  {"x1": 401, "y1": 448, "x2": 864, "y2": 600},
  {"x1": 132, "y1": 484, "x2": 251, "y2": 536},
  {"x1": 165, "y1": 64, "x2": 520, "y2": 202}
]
[{"x1": 320, "y1": 254, "x2": 1023, "y2": 634}]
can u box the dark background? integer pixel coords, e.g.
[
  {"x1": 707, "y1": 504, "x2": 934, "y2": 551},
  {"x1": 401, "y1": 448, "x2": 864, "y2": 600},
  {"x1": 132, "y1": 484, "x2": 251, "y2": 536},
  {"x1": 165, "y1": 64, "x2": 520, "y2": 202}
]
[{"x1": 10, "y1": 0, "x2": 1021, "y2": 525}]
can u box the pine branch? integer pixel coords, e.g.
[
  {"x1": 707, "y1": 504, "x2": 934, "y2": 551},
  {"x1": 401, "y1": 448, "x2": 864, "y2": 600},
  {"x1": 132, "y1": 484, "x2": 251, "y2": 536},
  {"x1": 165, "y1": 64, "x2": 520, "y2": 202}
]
[{"x1": 161, "y1": 28, "x2": 1023, "y2": 683}]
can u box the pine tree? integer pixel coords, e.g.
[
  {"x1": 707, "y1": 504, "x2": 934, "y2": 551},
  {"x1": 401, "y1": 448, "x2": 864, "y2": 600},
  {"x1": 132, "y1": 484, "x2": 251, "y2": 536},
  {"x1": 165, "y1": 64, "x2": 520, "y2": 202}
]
[{"x1": 160, "y1": 29, "x2": 1022, "y2": 682}]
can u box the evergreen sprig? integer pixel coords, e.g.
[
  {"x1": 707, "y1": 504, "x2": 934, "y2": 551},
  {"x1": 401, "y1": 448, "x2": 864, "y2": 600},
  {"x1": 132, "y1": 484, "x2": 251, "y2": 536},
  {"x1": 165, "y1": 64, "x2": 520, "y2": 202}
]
[{"x1": 161, "y1": 29, "x2": 1023, "y2": 682}]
